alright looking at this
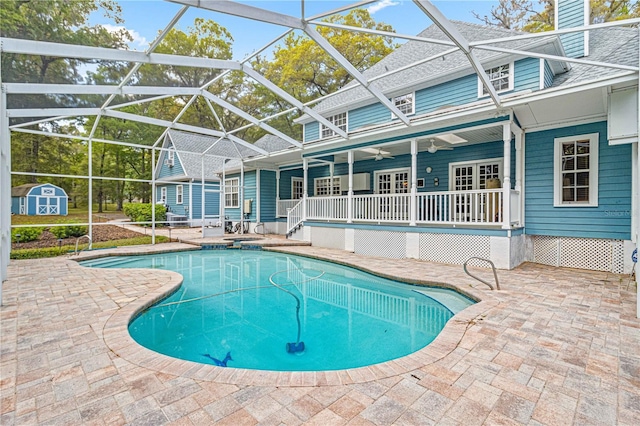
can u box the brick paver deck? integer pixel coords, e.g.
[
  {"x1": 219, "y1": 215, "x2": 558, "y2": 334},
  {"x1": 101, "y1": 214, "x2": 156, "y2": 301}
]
[{"x1": 1, "y1": 243, "x2": 638, "y2": 425}]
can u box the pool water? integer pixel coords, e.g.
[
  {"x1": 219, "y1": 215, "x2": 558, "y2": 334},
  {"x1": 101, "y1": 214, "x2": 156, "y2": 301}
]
[{"x1": 81, "y1": 251, "x2": 474, "y2": 371}]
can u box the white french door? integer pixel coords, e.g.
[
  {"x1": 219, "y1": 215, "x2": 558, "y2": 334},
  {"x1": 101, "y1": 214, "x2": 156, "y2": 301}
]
[
  {"x1": 450, "y1": 159, "x2": 502, "y2": 221},
  {"x1": 375, "y1": 168, "x2": 409, "y2": 220}
]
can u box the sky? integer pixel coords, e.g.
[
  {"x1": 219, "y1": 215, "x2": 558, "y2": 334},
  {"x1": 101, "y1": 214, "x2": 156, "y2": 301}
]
[{"x1": 90, "y1": 0, "x2": 502, "y2": 60}]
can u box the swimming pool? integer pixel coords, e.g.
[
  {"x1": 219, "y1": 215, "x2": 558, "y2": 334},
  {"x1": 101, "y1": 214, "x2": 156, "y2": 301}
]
[{"x1": 82, "y1": 250, "x2": 474, "y2": 371}]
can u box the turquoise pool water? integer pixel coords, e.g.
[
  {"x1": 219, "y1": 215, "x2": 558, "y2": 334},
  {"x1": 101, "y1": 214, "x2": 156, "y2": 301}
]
[{"x1": 81, "y1": 250, "x2": 474, "y2": 371}]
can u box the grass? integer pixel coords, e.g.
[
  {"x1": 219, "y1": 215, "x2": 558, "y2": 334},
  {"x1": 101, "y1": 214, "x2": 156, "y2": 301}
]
[
  {"x1": 10, "y1": 235, "x2": 171, "y2": 259},
  {"x1": 11, "y1": 205, "x2": 121, "y2": 226}
]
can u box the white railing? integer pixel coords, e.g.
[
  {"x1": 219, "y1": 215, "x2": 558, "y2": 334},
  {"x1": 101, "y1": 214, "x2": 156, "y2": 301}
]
[
  {"x1": 286, "y1": 199, "x2": 304, "y2": 235},
  {"x1": 277, "y1": 199, "x2": 300, "y2": 217},
  {"x1": 416, "y1": 189, "x2": 504, "y2": 225},
  {"x1": 306, "y1": 196, "x2": 348, "y2": 221},
  {"x1": 353, "y1": 193, "x2": 411, "y2": 222}
]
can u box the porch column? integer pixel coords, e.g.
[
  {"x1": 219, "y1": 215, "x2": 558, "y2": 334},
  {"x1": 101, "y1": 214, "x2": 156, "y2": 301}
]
[
  {"x1": 502, "y1": 123, "x2": 512, "y2": 229},
  {"x1": 514, "y1": 129, "x2": 524, "y2": 226},
  {"x1": 275, "y1": 169, "x2": 280, "y2": 217},
  {"x1": 329, "y1": 162, "x2": 335, "y2": 195},
  {"x1": 410, "y1": 139, "x2": 418, "y2": 226},
  {"x1": 221, "y1": 159, "x2": 226, "y2": 230},
  {"x1": 240, "y1": 161, "x2": 245, "y2": 234},
  {"x1": 347, "y1": 150, "x2": 354, "y2": 223},
  {"x1": 303, "y1": 158, "x2": 308, "y2": 221}
]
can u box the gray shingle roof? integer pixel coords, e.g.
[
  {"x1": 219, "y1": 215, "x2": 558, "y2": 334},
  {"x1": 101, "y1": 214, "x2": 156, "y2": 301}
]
[
  {"x1": 550, "y1": 26, "x2": 638, "y2": 87},
  {"x1": 254, "y1": 134, "x2": 296, "y2": 152},
  {"x1": 11, "y1": 183, "x2": 40, "y2": 197},
  {"x1": 308, "y1": 21, "x2": 558, "y2": 116}
]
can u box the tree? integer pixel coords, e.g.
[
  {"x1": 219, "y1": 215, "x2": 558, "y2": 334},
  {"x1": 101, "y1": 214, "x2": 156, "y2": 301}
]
[{"x1": 472, "y1": 0, "x2": 537, "y2": 30}]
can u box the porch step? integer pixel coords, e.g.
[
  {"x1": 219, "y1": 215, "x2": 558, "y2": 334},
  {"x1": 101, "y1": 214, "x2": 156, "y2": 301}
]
[{"x1": 286, "y1": 223, "x2": 302, "y2": 239}]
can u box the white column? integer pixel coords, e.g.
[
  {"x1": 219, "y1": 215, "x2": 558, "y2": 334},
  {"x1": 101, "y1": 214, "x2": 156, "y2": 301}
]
[
  {"x1": 502, "y1": 123, "x2": 512, "y2": 229},
  {"x1": 410, "y1": 138, "x2": 418, "y2": 226},
  {"x1": 221, "y1": 160, "x2": 226, "y2": 231},
  {"x1": 347, "y1": 150, "x2": 354, "y2": 224},
  {"x1": 150, "y1": 147, "x2": 155, "y2": 244},
  {"x1": 256, "y1": 168, "x2": 261, "y2": 224},
  {"x1": 240, "y1": 161, "x2": 245, "y2": 234},
  {"x1": 275, "y1": 169, "x2": 280, "y2": 216},
  {"x1": 0, "y1": 85, "x2": 10, "y2": 295},
  {"x1": 329, "y1": 162, "x2": 335, "y2": 195},
  {"x1": 303, "y1": 158, "x2": 308, "y2": 221},
  {"x1": 515, "y1": 129, "x2": 524, "y2": 226}
]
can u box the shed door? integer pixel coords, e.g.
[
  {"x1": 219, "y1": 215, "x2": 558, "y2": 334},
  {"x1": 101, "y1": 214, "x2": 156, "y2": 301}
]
[{"x1": 37, "y1": 197, "x2": 58, "y2": 215}]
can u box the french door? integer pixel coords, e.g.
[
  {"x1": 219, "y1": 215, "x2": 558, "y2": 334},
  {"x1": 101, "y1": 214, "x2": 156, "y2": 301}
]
[
  {"x1": 450, "y1": 159, "x2": 502, "y2": 221},
  {"x1": 375, "y1": 168, "x2": 409, "y2": 220}
]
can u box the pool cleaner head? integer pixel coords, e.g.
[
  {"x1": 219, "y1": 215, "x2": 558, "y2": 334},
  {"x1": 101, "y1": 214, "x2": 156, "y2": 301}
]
[{"x1": 286, "y1": 341, "x2": 305, "y2": 354}]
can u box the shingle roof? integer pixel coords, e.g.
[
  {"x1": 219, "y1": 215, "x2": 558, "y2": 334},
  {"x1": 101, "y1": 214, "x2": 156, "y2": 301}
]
[
  {"x1": 308, "y1": 21, "x2": 559, "y2": 116},
  {"x1": 11, "y1": 183, "x2": 40, "y2": 197},
  {"x1": 164, "y1": 131, "x2": 293, "y2": 179},
  {"x1": 550, "y1": 26, "x2": 638, "y2": 87}
]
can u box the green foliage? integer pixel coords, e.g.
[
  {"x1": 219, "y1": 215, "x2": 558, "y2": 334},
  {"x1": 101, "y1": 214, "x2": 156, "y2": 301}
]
[
  {"x1": 9, "y1": 236, "x2": 171, "y2": 259},
  {"x1": 11, "y1": 227, "x2": 44, "y2": 243},
  {"x1": 49, "y1": 223, "x2": 88, "y2": 239},
  {"x1": 123, "y1": 203, "x2": 166, "y2": 225}
]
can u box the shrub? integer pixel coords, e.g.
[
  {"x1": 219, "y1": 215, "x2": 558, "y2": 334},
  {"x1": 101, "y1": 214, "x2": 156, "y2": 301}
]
[
  {"x1": 11, "y1": 227, "x2": 44, "y2": 243},
  {"x1": 50, "y1": 222, "x2": 87, "y2": 239},
  {"x1": 10, "y1": 247, "x2": 68, "y2": 259},
  {"x1": 123, "y1": 203, "x2": 166, "y2": 226}
]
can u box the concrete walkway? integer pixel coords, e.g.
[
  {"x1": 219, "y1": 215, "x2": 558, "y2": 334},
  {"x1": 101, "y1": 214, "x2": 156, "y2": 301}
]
[{"x1": 1, "y1": 244, "x2": 638, "y2": 425}]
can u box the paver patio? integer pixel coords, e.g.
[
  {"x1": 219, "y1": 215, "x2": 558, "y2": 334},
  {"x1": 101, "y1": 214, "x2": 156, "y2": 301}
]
[{"x1": 1, "y1": 242, "x2": 638, "y2": 425}]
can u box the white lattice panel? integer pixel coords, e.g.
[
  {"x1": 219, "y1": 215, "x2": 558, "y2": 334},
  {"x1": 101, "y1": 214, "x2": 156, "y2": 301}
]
[
  {"x1": 418, "y1": 233, "x2": 491, "y2": 266},
  {"x1": 533, "y1": 236, "x2": 625, "y2": 273},
  {"x1": 311, "y1": 226, "x2": 345, "y2": 250},
  {"x1": 354, "y1": 230, "x2": 406, "y2": 258}
]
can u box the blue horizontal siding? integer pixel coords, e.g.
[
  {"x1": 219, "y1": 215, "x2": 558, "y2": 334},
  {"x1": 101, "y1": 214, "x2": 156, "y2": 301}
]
[
  {"x1": 524, "y1": 121, "x2": 631, "y2": 239},
  {"x1": 304, "y1": 122, "x2": 320, "y2": 142},
  {"x1": 544, "y1": 60, "x2": 554, "y2": 88},
  {"x1": 279, "y1": 169, "x2": 304, "y2": 199},
  {"x1": 224, "y1": 171, "x2": 257, "y2": 221},
  {"x1": 349, "y1": 102, "x2": 392, "y2": 132},
  {"x1": 260, "y1": 170, "x2": 277, "y2": 222},
  {"x1": 514, "y1": 58, "x2": 540, "y2": 92},
  {"x1": 191, "y1": 183, "x2": 220, "y2": 219},
  {"x1": 158, "y1": 145, "x2": 185, "y2": 179},
  {"x1": 415, "y1": 74, "x2": 478, "y2": 115},
  {"x1": 558, "y1": 0, "x2": 585, "y2": 58}
]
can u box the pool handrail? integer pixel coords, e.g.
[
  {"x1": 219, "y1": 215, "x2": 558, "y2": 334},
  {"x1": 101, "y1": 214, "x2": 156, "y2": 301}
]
[{"x1": 463, "y1": 257, "x2": 500, "y2": 290}]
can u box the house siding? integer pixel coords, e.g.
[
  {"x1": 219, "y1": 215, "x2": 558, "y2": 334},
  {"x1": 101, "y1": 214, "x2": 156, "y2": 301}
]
[
  {"x1": 224, "y1": 171, "x2": 257, "y2": 222},
  {"x1": 157, "y1": 182, "x2": 220, "y2": 219},
  {"x1": 513, "y1": 57, "x2": 540, "y2": 92},
  {"x1": 191, "y1": 183, "x2": 220, "y2": 219},
  {"x1": 557, "y1": 0, "x2": 586, "y2": 58},
  {"x1": 304, "y1": 122, "x2": 320, "y2": 142},
  {"x1": 158, "y1": 145, "x2": 185, "y2": 179},
  {"x1": 544, "y1": 60, "x2": 554, "y2": 88},
  {"x1": 279, "y1": 169, "x2": 304, "y2": 199},
  {"x1": 260, "y1": 170, "x2": 277, "y2": 222},
  {"x1": 524, "y1": 121, "x2": 631, "y2": 239}
]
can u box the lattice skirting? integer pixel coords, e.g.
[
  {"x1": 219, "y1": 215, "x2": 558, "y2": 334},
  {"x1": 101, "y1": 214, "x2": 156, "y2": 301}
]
[
  {"x1": 310, "y1": 227, "x2": 345, "y2": 250},
  {"x1": 419, "y1": 233, "x2": 491, "y2": 266},
  {"x1": 353, "y1": 229, "x2": 406, "y2": 258},
  {"x1": 532, "y1": 236, "x2": 625, "y2": 273}
]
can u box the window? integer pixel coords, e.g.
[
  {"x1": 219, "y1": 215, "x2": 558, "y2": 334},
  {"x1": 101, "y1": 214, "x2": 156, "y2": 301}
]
[
  {"x1": 225, "y1": 178, "x2": 239, "y2": 208},
  {"x1": 176, "y1": 185, "x2": 183, "y2": 204},
  {"x1": 291, "y1": 177, "x2": 304, "y2": 200},
  {"x1": 449, "y1": 159, "x2": 503, "y2": 191},
  {"x1": 554, "y1": 133, "x2": 598, "y2": 207},
  {"x1": 478, "y1": 63, "x2": 513, "y2": 97},
  {"x1": 392, "y1": 93, "x2": 414, "y2": 116},
  {"x1": 160, "y1": 187, "x2": 167, "y2": 204},
  {"x1": 321, "y1": 112, "x2": 347, "y2": 139},
  {"x1": 314, "y1": 177, "x2": 341, "y2": 196},
  {"x1": 42, "y1": 188, "x2": 54, "y2": 196}
]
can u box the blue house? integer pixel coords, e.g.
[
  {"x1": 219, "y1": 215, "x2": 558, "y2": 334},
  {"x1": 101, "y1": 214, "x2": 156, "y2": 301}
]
[
  {"x1": 11, "y1": 183, "x2": 68, "y2": 216},
  {"x1": 212, "y1": 0, "x2": 638, "y2": 274}
]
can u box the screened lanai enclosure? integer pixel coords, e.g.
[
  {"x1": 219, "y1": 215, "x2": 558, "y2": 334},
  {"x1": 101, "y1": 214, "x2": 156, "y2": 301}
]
[{"x1": 1, "y1": 0, "x2": 640, "y2": 315}]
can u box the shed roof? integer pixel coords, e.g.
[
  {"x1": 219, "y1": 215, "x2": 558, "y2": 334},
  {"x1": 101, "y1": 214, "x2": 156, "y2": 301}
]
[{"x1": 11, "y1": 183, "x2": 40, "y2": 197}]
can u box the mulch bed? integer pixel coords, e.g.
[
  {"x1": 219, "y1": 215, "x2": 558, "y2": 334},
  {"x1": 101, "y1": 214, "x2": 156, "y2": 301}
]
[{"x1": 12, "y1": 225, "x2": 146, "y2": 250}]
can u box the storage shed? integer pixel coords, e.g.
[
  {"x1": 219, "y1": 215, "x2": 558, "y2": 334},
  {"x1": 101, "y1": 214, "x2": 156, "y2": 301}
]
[{"x1": 11, "y1": 183, "x2": 69, "y2": 216}]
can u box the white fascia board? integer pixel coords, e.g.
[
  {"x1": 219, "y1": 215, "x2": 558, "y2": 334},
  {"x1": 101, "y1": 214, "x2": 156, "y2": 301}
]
[
  {"x1": 7, "y1": 107, "x2": 100, "y2": 118},
  {"x1": 3, "y1": 83, "x2": 202, "y2": 96},
  {"x1": 200, "y1": 91, "x2": 302, "y2": 148},
  {"x1": 0, "y1": 37, "x2": 241, "y2": 70},
  {"x1": 168, "y1": 0, "x2": 304, "y2": 29},
  {"x1": 413, "y1": 0, "x2": 501, "y2": 107},
  {"x1": 242, "y1": 65, "x2": 348, "y2": 138},
  {"x1": 303, "y1": 24, "x2": 411, "y2": 125}
]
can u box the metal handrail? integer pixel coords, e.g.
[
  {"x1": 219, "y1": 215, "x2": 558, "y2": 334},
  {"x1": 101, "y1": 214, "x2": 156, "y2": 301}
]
[
  {"x1": 74, "y1": 235, "x2": 92, "y2": 256},
  {"x1": 463, "y1": 257, "x2": 500, "y2": 290}
]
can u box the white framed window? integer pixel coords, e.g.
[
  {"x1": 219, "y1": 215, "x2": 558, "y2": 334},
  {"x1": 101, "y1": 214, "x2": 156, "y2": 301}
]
[
  {"x1": 478, "y1": 63, "x2": 514, "y2": 97},
  {"x1": 392, "y1": 93, "x2": 414, "y2": 116},
  {"x1": 291, "y1": 177, "x2": 304, "y2": 200},
  {"x1": 176, "y1": 185, "x2": 183, "y2": 204},
  {"x1": 321, "y1": 112, "x2": 347, "y2": 139},
  {"x1": 225, "y1": 178, "x2": 239, "y2": 208},
  {"x1": 42, "y1": 188, "x2": 54, "y2": 196},
  {"x1": 554, "y1": 133, "x2": 599, "y2": 207},
  {"x1": 448, "y1": 158, "x2": 503, "y2": 191},
  {"x1": 160, "y1": 187, "x2": 167, "y2": 204},
  {"x1": 314, "y1": 177, "x2": 341, "y2": 196},
  {"x1": 374, "y1": 168, "x2": 410, "y2": 194}
]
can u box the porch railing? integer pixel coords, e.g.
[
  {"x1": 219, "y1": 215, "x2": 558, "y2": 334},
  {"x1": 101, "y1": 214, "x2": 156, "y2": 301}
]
[
  {"x1": 277, "y1": 199, "x2": 300, "y2": 218},
  {"x1": 280, "y1": 188, "x2": 521, "y2": 228},
  {"x1": 286, "y1": 199, "x2": 304, "y2": 236}
]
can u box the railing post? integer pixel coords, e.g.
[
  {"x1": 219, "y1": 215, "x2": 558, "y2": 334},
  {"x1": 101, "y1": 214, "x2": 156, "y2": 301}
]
[
  {"x1": 502, "y1": 123, "x2": 512, "y2": 229},
  {"x1": 347, "y1": 150, "x2": 353, "y2": 223},
  {"x1": 303, "y1": 158, "x2": 308, "y2": 221},
  {"x1": 410, "y1": 138, "x2": 417, "y2": 226}
]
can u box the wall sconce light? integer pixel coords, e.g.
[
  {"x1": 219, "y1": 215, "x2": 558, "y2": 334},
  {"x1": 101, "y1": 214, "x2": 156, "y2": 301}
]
[
  {"x1": 425, "y1": 167, "x2": 432, "y2": 173},
  {"x1": 434, "y1": 177, "x2": 439, "y2": 186}
]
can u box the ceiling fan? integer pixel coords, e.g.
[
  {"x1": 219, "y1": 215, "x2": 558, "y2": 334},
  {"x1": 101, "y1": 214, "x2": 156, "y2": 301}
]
[
  {"x1": 364, "y1": 148, "x2": 395, "y2": 161},
  {"x1": 426, "y1": 139, "x2": 453, "y2": 154}
]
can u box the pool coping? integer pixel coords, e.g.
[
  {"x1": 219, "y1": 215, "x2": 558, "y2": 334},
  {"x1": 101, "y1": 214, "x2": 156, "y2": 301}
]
[{"x1": 99, "y1": 247, "x2": 499, "y2": 387}]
